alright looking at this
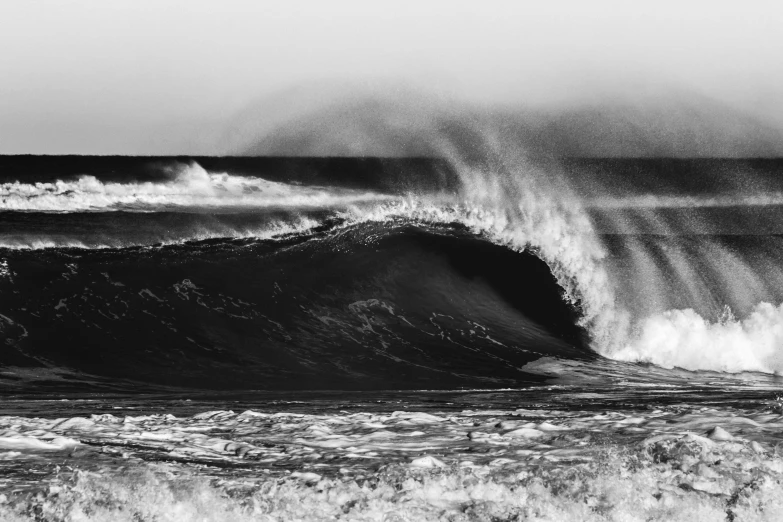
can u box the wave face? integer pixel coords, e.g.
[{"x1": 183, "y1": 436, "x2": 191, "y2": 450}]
[
  {"x1": 3, "y1": 155, "x2": 783, "y2": 388},
  {"x1": 0, "y1": 220, "x2": 587, "y2": 389}
]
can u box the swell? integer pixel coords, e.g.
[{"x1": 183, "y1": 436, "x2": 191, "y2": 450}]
[{"x1": 0, "y1": 223, "x2": 589, "y2": 390}]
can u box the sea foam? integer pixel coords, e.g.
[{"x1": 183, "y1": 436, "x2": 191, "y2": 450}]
[
  {"x1": 0, "y1": 163, "x2": 392, "y2": 212},
  {"x1": 1, "y1": 402, "x2": 782, "y2": 521},
  {"x1": 613, "y1": 303, "x2": 783, "y2": 373}
]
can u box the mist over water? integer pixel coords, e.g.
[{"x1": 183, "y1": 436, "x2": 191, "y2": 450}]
[{"x1": 225, "y1": 85, "x2": 783, "y2": 158}]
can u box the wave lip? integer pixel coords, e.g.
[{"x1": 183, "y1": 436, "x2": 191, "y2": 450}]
[{"x1": 0, "y1": 163, "x2": 394, "y2": 212}]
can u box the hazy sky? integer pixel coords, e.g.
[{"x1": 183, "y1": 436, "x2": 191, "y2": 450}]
[{"x1": 1, "y1": 0, "x2": 782, "y2": 154}]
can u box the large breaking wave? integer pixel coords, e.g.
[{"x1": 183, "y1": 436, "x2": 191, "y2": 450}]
[{"x1": 3, "y1": 152, "x2": 783, "y2": 382}]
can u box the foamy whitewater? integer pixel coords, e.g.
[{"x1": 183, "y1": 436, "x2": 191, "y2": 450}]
[
  {"x1": 1, "y1": 384, "x2": 783, "y2": 521},
  {"x1": 2, "y1": 154, "x2": 783, "y2": 520},
  {"x1": 0, "y1": 163, "x2": 392, "y2": 211}
]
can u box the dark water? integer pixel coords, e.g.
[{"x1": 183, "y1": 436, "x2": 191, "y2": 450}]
[{"x1": 0, "y1": 222, "x2": 589, "y2": 390}]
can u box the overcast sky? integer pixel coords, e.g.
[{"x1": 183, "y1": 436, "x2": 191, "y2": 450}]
[{"x1": 1, "y1": 0, "x2": 782, "y2": 154}]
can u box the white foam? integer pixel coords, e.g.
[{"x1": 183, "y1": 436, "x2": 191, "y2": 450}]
[
  {"x1": 1, "y1": 404, "x2": 783, "y2": 520},
  {"x1": 0, "y1": 435, "x2": 79, "y2": 452},
  {"x1": 0, "y1": 259, "x2": 13, "y2": 281},
  {"x1": 612, "y1": 302, "x2": 783, "y2": 373},
  {"x1": 0, "y1": 163, "x2": 393, "y2": 212}
]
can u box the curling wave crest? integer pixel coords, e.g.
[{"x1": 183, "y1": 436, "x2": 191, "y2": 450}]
[{"x1": 5, "y1": 159, "x2": 783, "y2": 376}]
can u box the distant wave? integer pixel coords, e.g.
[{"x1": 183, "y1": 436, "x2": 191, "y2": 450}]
[
  {"x1": 0, "y1": 213, "x2": 326, "y2": 250},
  {"x1": 0, "y1": 163, "x2": 393, "y2": 212}
]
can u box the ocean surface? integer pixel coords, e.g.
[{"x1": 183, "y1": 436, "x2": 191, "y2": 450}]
[{"x1": 2, "y1": 155, "x2": 783, "y2": 520}]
